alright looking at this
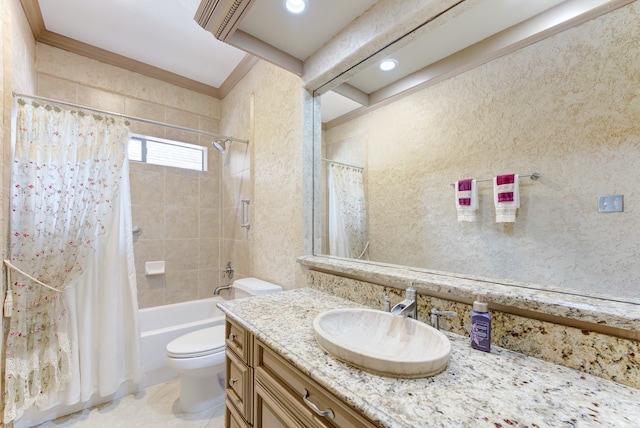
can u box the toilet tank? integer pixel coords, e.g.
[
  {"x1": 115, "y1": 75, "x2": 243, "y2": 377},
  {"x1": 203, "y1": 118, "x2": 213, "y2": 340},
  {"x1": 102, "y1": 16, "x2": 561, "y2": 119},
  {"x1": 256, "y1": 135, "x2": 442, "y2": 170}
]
[{"x1": 232, "y1": 278, "x2": 282, "y2": 299}]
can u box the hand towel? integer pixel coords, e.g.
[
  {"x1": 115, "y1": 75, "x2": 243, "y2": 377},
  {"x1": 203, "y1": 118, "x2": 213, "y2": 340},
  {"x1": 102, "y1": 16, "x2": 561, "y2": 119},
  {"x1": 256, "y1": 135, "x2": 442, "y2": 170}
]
[
  {"x1": 455, "y1": 178, "x2": 478, "y2": 222},
  {"x1": 493, "y1": 174, "x2": 519, "y2": 223}
]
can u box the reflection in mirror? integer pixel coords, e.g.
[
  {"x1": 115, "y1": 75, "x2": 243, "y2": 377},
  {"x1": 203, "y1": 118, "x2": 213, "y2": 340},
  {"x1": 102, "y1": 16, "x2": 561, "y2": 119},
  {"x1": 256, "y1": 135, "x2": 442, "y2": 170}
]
[{"x1": 316, "y1": 1, "x2": 640, "y2": 303}]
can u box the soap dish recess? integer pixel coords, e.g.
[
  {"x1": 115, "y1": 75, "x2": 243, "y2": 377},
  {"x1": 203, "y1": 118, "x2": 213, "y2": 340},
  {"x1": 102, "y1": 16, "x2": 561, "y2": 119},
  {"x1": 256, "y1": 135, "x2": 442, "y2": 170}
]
[{"x1": 145, "y1": 261, "x2": 165, "y2": 275}]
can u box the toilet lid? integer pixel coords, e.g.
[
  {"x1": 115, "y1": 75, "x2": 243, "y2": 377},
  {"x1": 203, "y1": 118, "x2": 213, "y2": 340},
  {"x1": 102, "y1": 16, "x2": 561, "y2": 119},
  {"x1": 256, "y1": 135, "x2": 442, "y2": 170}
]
[{"x1": 167, "y1": 325, "x2": 226, "y2": 358}]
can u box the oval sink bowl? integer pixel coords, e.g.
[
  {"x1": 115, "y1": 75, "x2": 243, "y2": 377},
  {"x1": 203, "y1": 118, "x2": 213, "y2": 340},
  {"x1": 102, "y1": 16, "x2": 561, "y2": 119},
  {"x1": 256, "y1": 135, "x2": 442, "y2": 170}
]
[{"x1": 313, "y1": 308, "x2": 451, "y2": 378}]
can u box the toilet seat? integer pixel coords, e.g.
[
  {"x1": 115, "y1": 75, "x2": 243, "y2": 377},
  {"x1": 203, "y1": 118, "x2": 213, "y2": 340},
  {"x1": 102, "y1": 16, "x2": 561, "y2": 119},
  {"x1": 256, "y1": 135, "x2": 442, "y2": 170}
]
[{"x1": 167, "y1": 325, "x2": 225, "y2": 358}]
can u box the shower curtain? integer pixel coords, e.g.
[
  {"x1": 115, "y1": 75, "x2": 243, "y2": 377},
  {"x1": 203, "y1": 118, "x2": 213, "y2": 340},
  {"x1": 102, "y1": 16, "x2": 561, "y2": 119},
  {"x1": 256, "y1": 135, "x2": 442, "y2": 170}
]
[
  {"x1": 327, "y1": 163, "x2": 368, "y2": 259},
  {"x1": 3, "y1": 100, "x2": 141, "y2": 424}
]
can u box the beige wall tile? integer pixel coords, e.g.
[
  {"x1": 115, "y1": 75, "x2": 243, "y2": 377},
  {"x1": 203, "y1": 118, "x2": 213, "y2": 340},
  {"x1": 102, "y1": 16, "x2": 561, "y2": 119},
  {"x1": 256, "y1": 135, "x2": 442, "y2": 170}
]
[
  {"x1": 164, "y1": 106, "x2": 200, "y2": 145},
  {"x1": 198, "y1": 267, "x2": 222, "y2": 296},
  {"x1": 131, "y1": 205, "x2": 165, "y2": 240},
  {"x1": 165, "y1": 238, "x2": 199, "y2": 271},
  {"x1": 165, "y1": 269, "x2": 199, "y2": 304},
  {"x1": 234, "y1": 239, "x2": 251, "y2": 278},
  {"x1": 77, "y1": 85, "x2": 125, "y2": 113},
  {"x1": 165, "y1": 206, "x2": 198, "y2": 239},
  {"x1": 222, "y1": 206, "x2": 240, "y2": 240},
  {"x1": 136, "y1": 273, "x2": 165, "y2": 309},
  {"x1": 199, "y1": 177, "x2": 220, "y2": 209},
  {"x1": 165, "y1": 172, "x2": 199, "y2": 207},
  {"x1": 124, "y1": 97, "x2": 165, "y2": 121},
  {"x1": 199, "y1": 114, "x2": 220, "y2": 134},
  {"x1": 37, "y1": 74, "x2": 77, "y2": 103},
  {"x1": 198, "y1": 238, "x2": 220, "y2": 270},
  {"x1": 130, "y1": 169, "x2": 165, "y2": 206},
  {"x1": 207, "y1": 150, "x2": 222, "y2": 177},
  {"x1": 199, "y1": 207, "x2": 220, "y2": 239}
]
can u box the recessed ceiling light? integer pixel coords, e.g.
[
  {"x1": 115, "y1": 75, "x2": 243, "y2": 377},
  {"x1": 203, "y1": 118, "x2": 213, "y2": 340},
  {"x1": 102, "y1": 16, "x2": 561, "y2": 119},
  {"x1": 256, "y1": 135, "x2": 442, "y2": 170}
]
[
  {"x1": 284, "y1": 0, "x2": 306, "y2": 14},
  {"x1": 379, "y1": 59, "x2": 398, "y2": 71}
]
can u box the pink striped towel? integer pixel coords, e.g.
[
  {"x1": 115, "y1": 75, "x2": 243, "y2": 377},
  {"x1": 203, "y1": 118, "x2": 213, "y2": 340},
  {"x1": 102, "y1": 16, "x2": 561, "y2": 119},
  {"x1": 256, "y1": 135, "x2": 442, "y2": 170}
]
[
  {"x1": 493, "y1": 174, "x2": 519, "y2": 222},
  {"x1": 455, "y1": 178, "x2": 477, "y2": 222}
]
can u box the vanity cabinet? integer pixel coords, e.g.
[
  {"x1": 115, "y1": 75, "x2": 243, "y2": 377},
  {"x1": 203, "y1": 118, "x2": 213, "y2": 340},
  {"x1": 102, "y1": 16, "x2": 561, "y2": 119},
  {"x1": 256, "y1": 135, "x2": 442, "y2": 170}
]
[
  {"x1": 254, "y1": 339, "x2": 378, "y2": 428},
  {"x1": 225, "y1": 319, "x2": 253, "y2": 428},
  {"x1": 224, "y1": 318, "x2": 378, "y2": 428}
]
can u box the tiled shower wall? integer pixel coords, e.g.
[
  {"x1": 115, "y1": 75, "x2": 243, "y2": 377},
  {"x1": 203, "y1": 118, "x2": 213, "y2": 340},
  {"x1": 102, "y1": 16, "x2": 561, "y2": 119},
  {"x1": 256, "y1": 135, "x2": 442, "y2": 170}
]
[{"x1": 32, "y1": 43, "x2": 245, "y2": 309}]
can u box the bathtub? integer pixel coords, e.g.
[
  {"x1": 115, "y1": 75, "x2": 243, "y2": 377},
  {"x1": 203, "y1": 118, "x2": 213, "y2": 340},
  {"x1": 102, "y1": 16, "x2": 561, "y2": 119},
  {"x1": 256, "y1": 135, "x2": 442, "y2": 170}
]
[{"x1": 139, "y1": 297, "x2": 225, "y2": 389}]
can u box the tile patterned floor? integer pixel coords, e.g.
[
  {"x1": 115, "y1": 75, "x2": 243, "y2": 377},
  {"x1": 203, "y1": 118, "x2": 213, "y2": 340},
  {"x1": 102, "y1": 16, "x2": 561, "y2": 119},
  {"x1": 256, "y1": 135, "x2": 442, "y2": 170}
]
[{"x1": 30, "y1": 379, "x2": 225, "y2": 428}]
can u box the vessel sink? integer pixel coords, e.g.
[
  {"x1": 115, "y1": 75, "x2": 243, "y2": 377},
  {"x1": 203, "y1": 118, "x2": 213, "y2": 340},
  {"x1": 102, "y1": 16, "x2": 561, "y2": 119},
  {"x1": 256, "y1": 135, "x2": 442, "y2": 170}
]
[{"x1": 313, "y1": 308, "x2": 451, "y2": 378}]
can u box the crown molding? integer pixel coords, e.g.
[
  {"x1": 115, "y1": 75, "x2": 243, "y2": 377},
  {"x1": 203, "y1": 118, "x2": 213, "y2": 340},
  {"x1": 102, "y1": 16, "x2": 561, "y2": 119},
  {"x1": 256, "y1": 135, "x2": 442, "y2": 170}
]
[
  {"x1": 218, "y1": 54, "x2": 259, "y2": 98},
  {"x1": 19, "y1": 0, "x2": 256, "y2": 99},
  {"x1": 194, "y1": 0, "x2": 256, "y2": 41}
]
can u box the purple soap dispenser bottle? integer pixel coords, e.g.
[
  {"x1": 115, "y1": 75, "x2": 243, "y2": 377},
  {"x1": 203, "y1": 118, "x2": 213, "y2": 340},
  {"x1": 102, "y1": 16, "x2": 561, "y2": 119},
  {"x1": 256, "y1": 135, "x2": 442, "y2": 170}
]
[{"x1": 470, "y1": 291, "x2": 491, "y2": 352}]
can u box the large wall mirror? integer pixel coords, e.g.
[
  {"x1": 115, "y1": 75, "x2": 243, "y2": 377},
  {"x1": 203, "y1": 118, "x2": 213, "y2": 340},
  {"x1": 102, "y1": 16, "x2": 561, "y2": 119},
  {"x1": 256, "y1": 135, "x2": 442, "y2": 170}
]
[
  {"x1": 198, "y1": 0, "x2": 639, "y2": 305},
  {"x1": 314, "y1": 0, "x2": 640, "y2": 305}
]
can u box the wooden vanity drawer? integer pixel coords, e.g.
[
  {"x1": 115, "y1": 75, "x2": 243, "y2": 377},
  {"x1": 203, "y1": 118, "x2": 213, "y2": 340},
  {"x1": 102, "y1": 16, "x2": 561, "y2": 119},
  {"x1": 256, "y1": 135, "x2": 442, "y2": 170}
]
[
  {"x1": 226, "y1": 319, "x2": 250, "y2": 363},
  {"x1": 254, "y1": 339, "x2": 378, "y2": 428},
  {"x1": 226, "y1": 348, "x2": 253, "y2": 424},
  {"x1": 226, "y1": 396, "x2": 250, "y2": 428},
  {"x1": 254, "y1": 380, "x2": 307, "y2": 428}
]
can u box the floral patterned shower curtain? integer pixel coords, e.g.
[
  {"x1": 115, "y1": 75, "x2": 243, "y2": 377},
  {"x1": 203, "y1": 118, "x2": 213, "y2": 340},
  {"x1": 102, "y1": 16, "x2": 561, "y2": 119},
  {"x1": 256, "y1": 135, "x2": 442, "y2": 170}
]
[
  {"x1": 3, "y1": 100, "x2": 141, "y2": 424},
  {"x1": 327, "y1": 163, "x2": 368, "y2": 259}
]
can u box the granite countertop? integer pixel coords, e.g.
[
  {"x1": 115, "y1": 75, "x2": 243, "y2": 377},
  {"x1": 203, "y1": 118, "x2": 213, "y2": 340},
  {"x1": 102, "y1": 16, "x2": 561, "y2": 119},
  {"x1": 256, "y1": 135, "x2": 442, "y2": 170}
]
[{"x1": 218, "y1": 288, "x2": 639, "y2": 428}]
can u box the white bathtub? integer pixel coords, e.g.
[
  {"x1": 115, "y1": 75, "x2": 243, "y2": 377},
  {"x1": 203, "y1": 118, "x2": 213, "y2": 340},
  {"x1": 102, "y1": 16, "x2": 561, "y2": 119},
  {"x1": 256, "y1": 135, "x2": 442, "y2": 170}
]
[{"x1": 139, "y1": 297, "x2": 225, "y2": 389}]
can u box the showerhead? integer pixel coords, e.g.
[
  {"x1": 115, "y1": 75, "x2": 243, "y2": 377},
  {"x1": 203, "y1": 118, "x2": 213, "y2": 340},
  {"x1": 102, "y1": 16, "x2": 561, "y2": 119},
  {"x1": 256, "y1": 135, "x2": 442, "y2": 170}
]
[
  {"x1": 212, "y1": 139, "x2": 229, "y2": 153},
  {"x1": 212, "y1": 138, "x2": 247, "y2": 154}
]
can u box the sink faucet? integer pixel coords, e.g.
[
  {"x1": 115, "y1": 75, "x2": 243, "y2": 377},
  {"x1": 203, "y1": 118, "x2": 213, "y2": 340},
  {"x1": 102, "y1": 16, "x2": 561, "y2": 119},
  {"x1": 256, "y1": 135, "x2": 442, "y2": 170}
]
[{"x1": 391, "y1": 286, "x2": 417, "y2": 319}]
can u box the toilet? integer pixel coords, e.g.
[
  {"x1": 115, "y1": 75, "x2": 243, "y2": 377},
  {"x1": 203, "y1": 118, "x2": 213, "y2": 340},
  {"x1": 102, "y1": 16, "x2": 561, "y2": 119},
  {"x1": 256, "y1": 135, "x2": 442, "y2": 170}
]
[{"x1": 166, "y1": 278, "x2": 282, "y2": 413}]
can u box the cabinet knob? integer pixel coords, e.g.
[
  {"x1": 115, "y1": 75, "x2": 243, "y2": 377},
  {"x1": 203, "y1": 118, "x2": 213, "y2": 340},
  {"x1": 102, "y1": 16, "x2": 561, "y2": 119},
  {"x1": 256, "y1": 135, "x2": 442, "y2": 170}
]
[
  {"x1": 302, "y1": 389, "x2": 335, "y2": 419},
  {"x1": 228, "y1": 333, "x2": 236, "y2": 341},
  {"x1": 229, "y1": 378, "x2": 237, "y2": 387}
]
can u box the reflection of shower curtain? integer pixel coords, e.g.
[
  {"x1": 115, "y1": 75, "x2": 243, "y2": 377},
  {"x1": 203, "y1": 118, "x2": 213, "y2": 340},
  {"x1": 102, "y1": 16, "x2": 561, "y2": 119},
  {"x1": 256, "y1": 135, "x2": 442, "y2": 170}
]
[
  {"x1": 328, "y1": 163, "x2": 368, "y2": 258},
  {"x1": 3, "y1": 100, "x2": 141, "y2": 424}
]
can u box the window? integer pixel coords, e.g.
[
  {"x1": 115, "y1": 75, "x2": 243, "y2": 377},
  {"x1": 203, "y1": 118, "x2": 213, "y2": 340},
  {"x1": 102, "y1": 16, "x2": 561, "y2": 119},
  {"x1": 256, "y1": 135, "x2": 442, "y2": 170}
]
[{"x1": 128, "y1": 135, "x2": 207, "y2": 171}]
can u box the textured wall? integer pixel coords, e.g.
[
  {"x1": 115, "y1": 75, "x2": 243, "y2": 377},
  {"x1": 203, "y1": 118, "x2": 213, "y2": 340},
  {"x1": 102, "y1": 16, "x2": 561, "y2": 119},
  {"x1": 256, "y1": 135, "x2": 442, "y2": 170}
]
[
  {"x1": 34, "y1": 45, "x2": 223, "y2": 308},
  {"x1": 222, "y1": 60, "x2": 309, "y2": 290},
  {"x1": 323, "y1": 3, "x2": 640, "y2": 300}
]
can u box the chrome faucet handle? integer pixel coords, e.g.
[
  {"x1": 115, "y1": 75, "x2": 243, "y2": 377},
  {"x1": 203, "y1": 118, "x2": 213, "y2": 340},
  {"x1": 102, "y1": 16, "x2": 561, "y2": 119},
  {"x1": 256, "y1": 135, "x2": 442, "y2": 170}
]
[
  {"x1": 405, "y1": 285, "x2": 416, "y2": 301},
  {"x1": 222, "y1": 261, "x2": 234, "y2": 279},
  {"x1": 430, "y1": 308, "x2": 458, "y2": 329},
  {"x1": 380, "y1": 293, "x2": 391, "y2": 312}
]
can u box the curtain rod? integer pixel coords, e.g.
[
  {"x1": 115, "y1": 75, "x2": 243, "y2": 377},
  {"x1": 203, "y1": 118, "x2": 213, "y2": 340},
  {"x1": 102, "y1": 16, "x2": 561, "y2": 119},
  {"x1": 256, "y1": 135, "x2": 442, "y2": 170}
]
[
  {"x1": 12, "y1": 92, "x2": 249, "y2": 144},
  {"x1": 321, "y1": 158, "x2": 364, "y2": 170}
]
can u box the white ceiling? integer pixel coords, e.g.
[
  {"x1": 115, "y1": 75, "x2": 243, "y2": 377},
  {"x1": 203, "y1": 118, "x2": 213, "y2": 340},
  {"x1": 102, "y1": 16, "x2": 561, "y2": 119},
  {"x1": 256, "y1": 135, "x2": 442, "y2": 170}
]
[
  {"x1": 38, "y1": 0, "x2": 248, "y2": 88},
  {"x1": 238, "y1": 0, "x2": 378, "y2": 61}
]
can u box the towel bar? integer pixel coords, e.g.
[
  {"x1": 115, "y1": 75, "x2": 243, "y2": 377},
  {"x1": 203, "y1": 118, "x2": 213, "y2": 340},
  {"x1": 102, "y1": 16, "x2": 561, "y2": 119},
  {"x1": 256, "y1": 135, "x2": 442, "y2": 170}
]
[{"x1": 449, "y1": 172, "x2": 540, "y2": 187}]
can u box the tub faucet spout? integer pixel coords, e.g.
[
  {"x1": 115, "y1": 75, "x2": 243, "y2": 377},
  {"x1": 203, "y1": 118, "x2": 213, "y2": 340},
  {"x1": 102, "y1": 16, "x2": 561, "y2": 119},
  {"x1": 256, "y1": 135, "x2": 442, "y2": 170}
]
[{"x1": 214, "y1": 284, "x2": 232, "y2": 296}]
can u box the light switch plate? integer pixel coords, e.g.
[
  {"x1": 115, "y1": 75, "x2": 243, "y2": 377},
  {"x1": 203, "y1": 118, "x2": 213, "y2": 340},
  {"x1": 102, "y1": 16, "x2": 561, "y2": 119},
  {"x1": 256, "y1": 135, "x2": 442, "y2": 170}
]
[{"x1": 598, "y1": 195, "x2": 623, "y2": 213}]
